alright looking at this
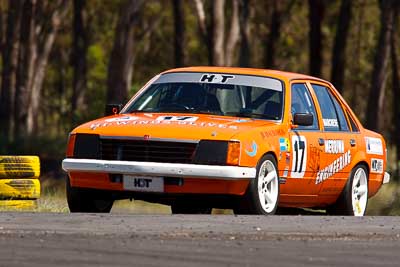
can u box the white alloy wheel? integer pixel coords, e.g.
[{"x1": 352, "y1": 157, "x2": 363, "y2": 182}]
[
  {"x1": 351, "y1": 167, "x2": 368, "y2": 216},
  {"x1": 257, "y1": 160, "x2": 279, "y2": 213}
]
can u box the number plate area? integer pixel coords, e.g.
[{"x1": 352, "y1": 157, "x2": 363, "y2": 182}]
[{"x1": 123, "y1": 175, "x2": 164, "y2": 192}]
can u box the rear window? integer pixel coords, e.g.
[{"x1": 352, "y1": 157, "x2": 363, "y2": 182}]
[{"x1": 312, "y1": 84, "x2": 350, "y2": 132}]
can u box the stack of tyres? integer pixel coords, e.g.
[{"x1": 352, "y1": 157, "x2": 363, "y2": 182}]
[{"x1": 0, "y1": 156, "x2": 41, "y2": 209}]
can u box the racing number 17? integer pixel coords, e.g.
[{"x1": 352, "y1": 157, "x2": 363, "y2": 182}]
[
  {"x1": 293, "y1": 140, "x2": 305, "y2": 172},
  {"x1": 290, "y1": 135, "x2": 307, "y2": 178}
]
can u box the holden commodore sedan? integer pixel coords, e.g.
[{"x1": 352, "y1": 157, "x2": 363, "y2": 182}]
[{"x1": 62, "y1": 67, "x2": 390, "y2": 216}]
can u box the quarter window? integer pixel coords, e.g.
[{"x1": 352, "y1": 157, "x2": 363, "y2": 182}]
[
  {"x1": 347, "y1": 111, "x2": 359, "y2": 132},
  {"x1": 312, "y1": 84, "x2": 350, "y2": 132},
  {"x1": 291, "y1": 83, "x2": 319, "y2": 130}
]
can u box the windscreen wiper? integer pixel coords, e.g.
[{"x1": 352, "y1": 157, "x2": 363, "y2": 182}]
[
  {"x1": 224, "y1": 111, "x2": 278, "y2": 120},
  {"x1": 190, "y1": 109, "x2": 223, "y2": 115}
]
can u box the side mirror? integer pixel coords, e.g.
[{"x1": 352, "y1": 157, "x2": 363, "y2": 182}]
[
  {"x1": 293, "y1": 113, "x2": 313, "y2": 126},
  {"x1": 105, "y1": 104, "x2": 123, "y2": 116}
]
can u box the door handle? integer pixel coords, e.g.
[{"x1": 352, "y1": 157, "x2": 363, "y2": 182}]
[
  {"x1": 318, "y1": 138, "x2": 325, "y2": 146},
  {"x1": 350, "y1": 139, "x2": 356, "y2": 147}
]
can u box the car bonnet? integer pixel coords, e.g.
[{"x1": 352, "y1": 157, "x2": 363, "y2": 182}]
[{"x1": 73, "y1": 113, "x2": 279, "y2": 141}]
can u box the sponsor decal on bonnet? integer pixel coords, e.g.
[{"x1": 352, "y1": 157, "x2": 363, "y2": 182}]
[
  {"x1": 90, "y1": 116, "x2": 239, "y2": 130},
  {"x1": 235, "y1": 119, "x2": 251, "y2": 123},
  {"x1": 156, "y1": 116, "x2": 198, "y2": 122},
  {"x1": 104, "y1": 116, "x2": 138, "y2": 122}
]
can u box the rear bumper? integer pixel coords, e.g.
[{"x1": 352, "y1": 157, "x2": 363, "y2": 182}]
[
  {"x1": 383, "y1": 172, "x2": 390, "y2": 184},
  {"x1": 62, "y1": 158, "x2": 256, "y2": 180}
]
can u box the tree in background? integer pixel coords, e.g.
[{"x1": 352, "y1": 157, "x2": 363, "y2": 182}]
[
  {"x1": 264, "y1": 0, "x2": 283, "y2": 69},
  {"x1": 330, "y1": 0, "x2": 352, "y2": 92},
  {"x1": 366, "y1": 0, "x2": 396, "y2": 132},
  {"x1": 211, "y1": 0, "x2": 226, "y2": 66},
  {"x1": 106, "y1": 0, "x2": 144, "y2": 105},
  {"x1": 193, "y1": 0, "x2": 240, "y2": 66},
  {"x1": 348, "y1": 0, "x2": 366, "y2": 110},
  {"x1": 390, "y1": 1, "x2": 400, "y2": 174},
  {"x1": 0, "y1": 3, "x2": 3, "y2": 45},
  {"x1": 71, "y1": 0, "x2": 88, "y2": 125},
  {"x1": 264, "y1": 0, "x2": 295, "y2": 69},
  {"x1": 172, "y1": 0, "x2": 186, "y2": 67},
  {"x1": 0, "y1": 0, "x2": 22, "y2": 146},
  {"x1": 0, "y1": 0, "x2": 69, "y2": 142},
  {"x1": 238, "y1": 0, "x2": 251, "y2": 67},
  {"x1": 226, "y1": 0, "x2": 240, "y2": 67},
  {"x1": 192, "y1": 0, "x2": 212, "y2": 64},
  {"x1": 308, "y1": 0, "x2": 324, "y2": 77},
  {"x1": 18, "y1": 0, "x2": 69, "y2": 138},
  {"x1": 0, "y1": 0, "x2": 398, "y2": 176}
]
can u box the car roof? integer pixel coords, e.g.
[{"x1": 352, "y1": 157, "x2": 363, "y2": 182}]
[{"x1": 162, "y1": 66, "x2": 329, "y2": 84}]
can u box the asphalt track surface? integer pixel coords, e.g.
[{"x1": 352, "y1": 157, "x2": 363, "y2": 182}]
[{"x1": 1, "y1": 213, "x2": 400, "y2": 266}]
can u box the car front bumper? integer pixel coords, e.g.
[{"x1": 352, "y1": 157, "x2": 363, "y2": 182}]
[{"x1": 62, "y1": 159, "x2": 256, "y2": 180}]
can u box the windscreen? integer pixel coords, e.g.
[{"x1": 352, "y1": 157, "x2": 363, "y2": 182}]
[{"x1": 124, "y1": 72, "x2": 284, "y2": 120}]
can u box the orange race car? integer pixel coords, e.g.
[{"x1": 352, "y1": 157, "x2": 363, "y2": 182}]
[{"x1": 62, "y1": 67, "x2": 390, "y2": 216}]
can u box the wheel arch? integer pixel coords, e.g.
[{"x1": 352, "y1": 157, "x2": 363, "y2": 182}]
[
  {"x1": 237, "y1": 150, "x2": 280, "y2": 215},
  {"x1": 353, "y1": 161, "x2": 370, "y2": 180},
  {"x1": 257, "y1": 151, "x2": 279, "y2": 166},
  {"x1": 327, "y1": 160, "x2": 370, "y2": 216}
]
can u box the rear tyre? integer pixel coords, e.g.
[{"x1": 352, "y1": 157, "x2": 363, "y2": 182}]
[
  {"x1": 234, "y1": 154, "x2": 279, "y2": 215},
  {"x1": 66, "y1": 177, "x2": 114, "y2": 213},
  {"x1": 171, "y1": 202, "x2": 212, "y2": 214},
  {"x1": 328, "y1": 165, "x2": 369, "y2": 216}
]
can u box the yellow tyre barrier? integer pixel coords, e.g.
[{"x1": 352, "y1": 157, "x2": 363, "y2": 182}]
[
  {"x1": 0, "y1": 200, "x2": 37, "y2": 209},
  {"x1": 0, "y1": 156, "x2": 40, "y2": 179},
  {"x1": 0, "y1": 179, "x2": 41, "y2": 200}
]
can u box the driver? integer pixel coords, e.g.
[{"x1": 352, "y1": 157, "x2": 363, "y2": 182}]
[
  {"x1": 176, "y1": 84, "x2": 221, "y2": 113},
  {"x1": 176, "y1": 84, "x2": 206, "y2": 108}
]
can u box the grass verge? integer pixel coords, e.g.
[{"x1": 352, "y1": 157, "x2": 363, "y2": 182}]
[{"x1": 0, "y1": 178, "x2": 397, "y2": 215}]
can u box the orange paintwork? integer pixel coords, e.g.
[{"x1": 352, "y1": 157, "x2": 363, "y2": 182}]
[
  {"x1": 66, "y1": 67, "x2": 388, "y2": 208},
  {"x1": 69, "y1": 172, "x2": 249, "y2": 195}
]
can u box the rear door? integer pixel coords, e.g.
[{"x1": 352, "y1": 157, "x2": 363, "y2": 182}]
[{"x1": 309, "y1": 83, "x2": 356, "y2": 196}]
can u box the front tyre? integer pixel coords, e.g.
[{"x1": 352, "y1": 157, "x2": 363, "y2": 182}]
[
  {"x1": 329, "y1": 165, "x2": 369, "y2": 216},
  {"x1": 235, "y1": 154, "x2": 280, "y2": 215},
  {"x1": 66, "y1": 177, "x2": 114, "y2": 213}
]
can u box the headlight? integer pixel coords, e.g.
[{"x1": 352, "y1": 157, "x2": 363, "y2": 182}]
[
  {"x1": 71, "y1": 134, "x2": 100, "y2": 159},
  {"x1": 192, "y1": 140, "x2": 240, "y2": 166}
]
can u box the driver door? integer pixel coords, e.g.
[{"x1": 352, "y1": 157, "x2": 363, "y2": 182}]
[{"x1": 282, "y1": 83, "x2": 323, "y2": 200}]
